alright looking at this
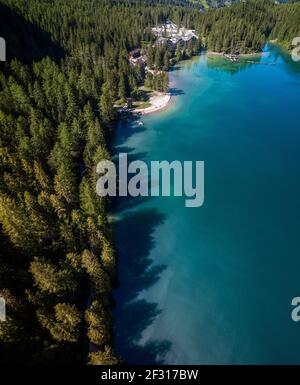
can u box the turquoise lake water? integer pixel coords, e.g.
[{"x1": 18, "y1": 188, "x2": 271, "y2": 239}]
[{"x1": 112, "y1": 45, "x2": 300, "y2": 364}]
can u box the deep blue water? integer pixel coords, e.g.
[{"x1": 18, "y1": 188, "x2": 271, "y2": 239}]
[{"x1": 112, "y1": 45, "x2": 300, "y2": 364}]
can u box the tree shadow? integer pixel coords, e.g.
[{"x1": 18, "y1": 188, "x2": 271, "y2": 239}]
[
  {"x1": 113, "y1": 194, "x2": 154, "y2": 214},
  {"x1": 112, "y1": 209, "x2": 171, "y2": 364},
  {"x1": 111, "y1": 118, "x2": 147, "y2": 148},
  {"x1": 169, "y1": 87, "x2": 185, "y2": 96},
  {"x1": 110, "y1": 149, "x2": 153, "y2": 213},
  {"x1": 114, "y1": 300, "x2": 171, "y2": 365},
  {"x1": 169, "y1": 65, "x2": 183, "y2": 72},
  {"x1": 112, "y1": 149, "x2": 148, "y2": 162},
  {"x1": 269, "y1": 43, "x2": 300, "y2": 76}
]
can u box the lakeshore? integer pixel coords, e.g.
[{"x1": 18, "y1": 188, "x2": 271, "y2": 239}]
[
  {"x1": 131, "y1": 49, "x2": 262, "y2": 116},
  {"x1": 133, "y1": 91, "x2": 171, "y2": 115},
  {"x1": 207, "y1": 51, "x2": 263, "y2": 57},
  {"x1": 113, "y1": 46, "x2": 300, "y2": 364}
]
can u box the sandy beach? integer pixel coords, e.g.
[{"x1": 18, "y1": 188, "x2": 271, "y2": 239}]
[{"x1": 133, "y1": 92, "x2": 171, "y2": 115}]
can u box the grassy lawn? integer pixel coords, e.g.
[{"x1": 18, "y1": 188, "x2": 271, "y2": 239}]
[
  {"x1": 115, "y1": 87, "x2": 153, "y2": 109},
  {"x1": 132, "y1": 100, "x2": 152, "y2": 109}
]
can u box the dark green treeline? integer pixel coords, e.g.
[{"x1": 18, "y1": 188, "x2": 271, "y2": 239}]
[{"x1": 0, "y1": 0, "x2": 299, "y2": 365}]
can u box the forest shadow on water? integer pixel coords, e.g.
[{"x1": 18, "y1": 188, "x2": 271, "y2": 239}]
[
  {"x1": 112, "y1": 117, "x2": 147, "y2": 146},
  {"x1": 110, "y1": 97, "x2": 172, "y2": 364},
  {"x1": 111, "y1": 147, "x2": 151, "y2": 213},
  {"x1": 169, "y1": 87, "x2": 185, "y2": 96},
  {"x1": 112, "y1": 208, "x2": 171, "y2": 364},
  {"x1": 270, "y1": 43, "x2": 300, "y2": 76}
]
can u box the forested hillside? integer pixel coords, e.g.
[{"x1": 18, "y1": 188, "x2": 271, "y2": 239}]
[
  {"x1": 194, "y1": 0, "x2": 300, "y2": 53},
  {"x1": 0, "y1": 0, "x2": 299, "y2": 365},
  {"x1": 269, "y1": 2, "x2": 300, "y2": 44}
]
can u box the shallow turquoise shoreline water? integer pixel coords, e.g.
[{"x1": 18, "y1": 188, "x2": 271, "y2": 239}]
[{"x1": 112, "y1": 46, "x2": 300, "y2": 364}]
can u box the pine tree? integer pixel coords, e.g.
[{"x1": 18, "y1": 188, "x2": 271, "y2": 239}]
[
  {"x1": 88, "y1": 346, "x2": 120, "y2": 365},
  {"x1": 38, "y1": 303, "x2": 81, "y2": 343},
  {"x1": 85, "y1": 300, "x2": 111, "y2": 346},
  {"x1": 175, "y1": 45, "x2": 182, "y2": 62},
  {"x1": 147, "y1": 46, "x2": 155, "y2": 69},
  {"x1": 162, "y1": 72, "x2": 169, "y2": 94},
  {"x1": 155, "y1": 48, "x2": 162, "y2": 70},
  {"x1": 118, "y1": 74, "x2": 127, "y2": 101},
  {"x1": 163, "y1": 50, "x2": 170, "y2": 71},
  {"x1": 29, "y1": 257, "x2": 77, "y2": 295},
  {"x1": 99, "y1": 82, "x2": 116, "y2": 126}
]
